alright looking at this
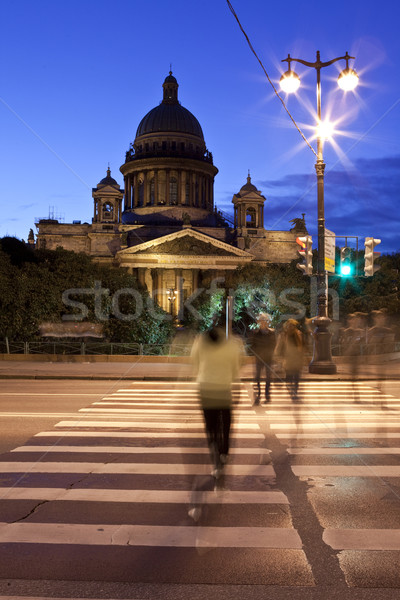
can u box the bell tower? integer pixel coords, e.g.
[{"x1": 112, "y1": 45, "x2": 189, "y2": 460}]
[
  {"x1": 92, "y1": 167, "x2": 124, "y2": 224},
  {"x1": 232, "y1": 173, "x2": 266, "y2": 249}
]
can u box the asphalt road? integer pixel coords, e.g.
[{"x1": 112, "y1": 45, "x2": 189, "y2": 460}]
[{"x1": 0, "y1": 378, "x2": 400, "y2": 600}]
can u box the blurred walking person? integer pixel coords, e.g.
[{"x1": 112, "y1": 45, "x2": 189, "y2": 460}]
[
  {"x1": 277, "y1": 319, "x2": 304, "y2": 402},
  {"x1": 249, "y1": 313, "x2": 276, "y2": 405},
  {"x1": 191, "y1": 325, "x2": 244, "y2": 478},
  {"x1": 341, "y1": 312, "x2": 366, "y2": 403},
  {"x1": 367, "y1": 309, "x2": 395, "y2": 408}
]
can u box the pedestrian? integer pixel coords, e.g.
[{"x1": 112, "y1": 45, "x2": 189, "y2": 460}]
[
  {"x1": 190, "y1": 325, "x2": 244, "y2": 478},
  {"x1": 341, "y1": 312, "x2": 366, "y2": 402},
  {"x1": 276, "y1": 319, "x2": 304, "y2": 402},
  {"x1": 248, "y1": 313, "x2": 276, "y2": 405},
  {"x1": 367, "y1": 309, "x2": 395, "y2": 407}
]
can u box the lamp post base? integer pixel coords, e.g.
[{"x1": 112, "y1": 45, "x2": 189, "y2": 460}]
[{"x1": 309, "y1": 315, "x2": 337, "y2": 374}]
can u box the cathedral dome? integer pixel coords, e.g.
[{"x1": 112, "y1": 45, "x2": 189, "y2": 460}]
[
  {"x1": 136, "y1": 103, "x2": 204, "y2": 139},
  {"x1": 98, "y1": 167, "x2": 119, "y2": 188},
  {"x1": 239, "y1": 174, "x2": 258, "y2": 193},
  {"x1": 135, "y1": 72, "x2": 204, "y2": 140}
]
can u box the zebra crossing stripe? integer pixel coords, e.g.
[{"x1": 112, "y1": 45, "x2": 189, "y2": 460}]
[
  {"x1": 288, "y1": 447, "x2": 400, "y2": 454},
  {"x1": 11, "y1": 445, "x2": 269, "y2": 455},
  {"x1": 270, "y1": 422, "x2": 400, "y2": 429},
  {"x1": 0, "y1": 522, "x2": 302, "y2": 548},
  {"x1": 0, "y1": 488, "x2": 288, "y2": 504},
  {"x1": 0, "y1": 462, "x2": 275, "y2": 476},
  {"x1": 35, "y1": 431, "x2": 265, "y2": 439},
  {"x1": 292, "y1": 465, "x2": 400, "y2": 477},
  {"x1": 54, "y1": 421, "x2": 260, "y2": 429},
  {"x1": 277, "y1": 432, "x2": 400, "y2": 439},
  {"x1": 79, "y1": 408, "x2": 254, "y2": 415},
  {"x1": 323, "y1": 528, "x2": 400, "y2": 550}
]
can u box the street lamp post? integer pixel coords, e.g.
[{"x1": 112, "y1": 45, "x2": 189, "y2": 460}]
[
  {"x1": 280, "y1": 51, "x2": 359, "y2": 374},
  {"x1": 166, "y1": 288, "x2": 177, "y2": 316}
]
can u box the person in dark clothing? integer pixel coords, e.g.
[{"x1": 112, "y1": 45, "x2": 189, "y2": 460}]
[{"x1": 249, "y1": 313, "x2": 276, "y2": 405}]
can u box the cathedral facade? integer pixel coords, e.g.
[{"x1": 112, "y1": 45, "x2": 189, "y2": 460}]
[{"x1": 35, "y1": 72, "x2": 304, "y2": 316}]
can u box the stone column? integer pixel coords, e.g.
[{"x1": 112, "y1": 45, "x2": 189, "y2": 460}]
[
  {"x1": 154, "y1": 170, "x2": 158, "y2": 205},
  {"x1": 166, "y1": 169, "x2": 170, "y2": 205},
  {"x1": 175, "y1": 268, "x2": 183, "y2": 321},
  {"x1": 144, "y1": 171, "x2": 149, "y2": 206},
  {"x1": 192, "y1": 269, "x2": 200, "y2": 295},
  {"x1": 133, "y1": 173, "x2": 138, "y2": 208},
  {"x1": 177, "y1": 170, "x2": 182, "y2": 205}
]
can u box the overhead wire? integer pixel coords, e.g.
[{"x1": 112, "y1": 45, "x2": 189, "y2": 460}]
[{"x1": 226, "y1": 0, "x2": 317, "y2": 158}]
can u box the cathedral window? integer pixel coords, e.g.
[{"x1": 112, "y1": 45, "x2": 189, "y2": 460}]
[
  {"x1": 246, "y1": 207, "x2": 256, "y2": 227},
  {"x1": 185, "y1": 182, "x2": 190, "y2": 204},
  {"x1": 102, "y1": 202, "x2": 113, "y2": 220}
]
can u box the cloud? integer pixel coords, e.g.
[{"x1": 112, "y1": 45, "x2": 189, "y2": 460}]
[
  {"x1": 256, "y1": 154, "x2": 400, "y2": 253},
  {"x1": 18, "y1": 203, "x2": 37, "y2": 210}
]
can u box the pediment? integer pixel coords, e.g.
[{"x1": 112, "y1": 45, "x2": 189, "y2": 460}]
[{"x1": 117, "y1": 228, "x2": 251, "y2": 258}]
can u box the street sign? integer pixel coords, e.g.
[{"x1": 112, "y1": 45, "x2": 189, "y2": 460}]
[{"x1": 325, "y1": 229, "x2": 336, "y2": 273}]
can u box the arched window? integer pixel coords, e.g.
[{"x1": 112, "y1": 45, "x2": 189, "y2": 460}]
[
  {"x1": 102, "y1": 202, "x2": 113, "y2": 220},
  {"x1": 170, "y1": 177, "x2": 178, "y2": 205},
  {"x1": 185, "y1": 182, "x2": 190, "y2": 204},
  {"x1": 246, "y1": 207, "x2": 256, "y2": 227}
]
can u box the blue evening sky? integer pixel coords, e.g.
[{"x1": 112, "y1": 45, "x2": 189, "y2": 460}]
[{"x1": 1, "y1": 0, "x2": 399, "y2": 253}]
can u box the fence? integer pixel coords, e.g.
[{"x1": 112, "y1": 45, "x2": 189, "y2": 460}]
[
  {"x1": 0, "y1": 340, "x2": 399, "y2": 357},
  {"x1": 0, "y1": 341, "x2": 193, "y2": 356}
]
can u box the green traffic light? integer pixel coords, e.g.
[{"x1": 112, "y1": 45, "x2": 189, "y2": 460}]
[{"x1": 340, "y1": 264, "x2": 351, "y2": 276}]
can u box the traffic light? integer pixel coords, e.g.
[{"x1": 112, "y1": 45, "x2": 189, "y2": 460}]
[
  {"x1": 340, "y1": 247, "x2": 352, "y2": 276},
  {"x1": 364, "y1": 237, "x2": 381, "y2": 276},
  {"x1": 296, "y1": 235, "x2": 313, "y2": 275}
]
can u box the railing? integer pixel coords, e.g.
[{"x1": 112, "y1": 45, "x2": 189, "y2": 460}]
[
  {"x1": 1, "y1": 340, "x2": 399, "y2": 357},
  {"x1": 0, "y1": 341, "x2": 191, "y2": 356}
]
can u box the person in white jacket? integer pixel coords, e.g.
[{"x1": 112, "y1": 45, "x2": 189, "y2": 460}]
[{"x1": 191, "y1": 326, "x2": 244, "y2": 477}]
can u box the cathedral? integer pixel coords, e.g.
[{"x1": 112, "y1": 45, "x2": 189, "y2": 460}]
[{"x1": 35, "y1": 72, "x2": 305, "y2": 316}]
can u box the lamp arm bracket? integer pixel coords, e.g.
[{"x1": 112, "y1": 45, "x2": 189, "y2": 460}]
[{"x1": 282, "y1": 52, "x2": 355, "y2": 70}]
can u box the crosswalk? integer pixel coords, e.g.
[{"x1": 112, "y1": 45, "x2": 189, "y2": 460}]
[{"x1": 0, "y1": 379, "x2": 400, "y2": 590}]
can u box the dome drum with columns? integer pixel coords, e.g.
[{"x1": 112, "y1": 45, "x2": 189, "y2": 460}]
[{"x1": 34, "y1": 71, "x2": 304, "y2": 318}]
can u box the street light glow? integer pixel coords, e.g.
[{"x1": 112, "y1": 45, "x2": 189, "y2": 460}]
[
  {"x1": 316, "y1": 119, "x2": 335, "y2": 140},
  {"x1": 338, "y1": 68, "x2": 359, "y2": 91},
  {"x1": 280, "y1": 70, "x2": 300, "y2": 94}
]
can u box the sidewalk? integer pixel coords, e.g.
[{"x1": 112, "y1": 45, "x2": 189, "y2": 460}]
[{"x1": 0, "y1": 356, "x2": 398, "y2": 380}]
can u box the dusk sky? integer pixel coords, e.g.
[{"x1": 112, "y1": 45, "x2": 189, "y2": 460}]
[{"x1": 1, "y1": 0, "x2": 399, "y2": 254}]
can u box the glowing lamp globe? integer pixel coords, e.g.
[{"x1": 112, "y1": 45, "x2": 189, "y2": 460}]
[
  {"x1": 316, "y1": 120, "x2": 334, "y2": 140},
  {"x1": 280, "y1": 70, "x2": 300, "y2": 94},
  {"x1": 338, "y1": 68, "x2": 359, "y2": 91}
]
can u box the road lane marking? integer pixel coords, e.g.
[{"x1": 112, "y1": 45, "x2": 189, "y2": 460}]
[{"x1": 0, "y1": 522, "x2": 301, "y2": 548}]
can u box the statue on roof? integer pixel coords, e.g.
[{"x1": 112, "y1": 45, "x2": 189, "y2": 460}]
[{"x1": 289, "y1": 213, "x2": 308, "y2": 234}]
